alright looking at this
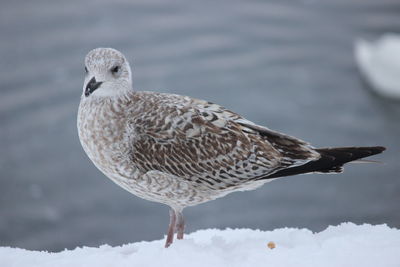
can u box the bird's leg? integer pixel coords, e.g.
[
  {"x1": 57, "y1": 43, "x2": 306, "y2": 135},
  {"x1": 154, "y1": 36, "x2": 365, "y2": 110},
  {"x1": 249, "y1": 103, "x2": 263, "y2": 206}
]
[
  {"x1": 165, "y1": 208, "x2": 176, "y2": 248},
  {"x1": 176, "y1": 210, "x2": 185, "y2": 240}
]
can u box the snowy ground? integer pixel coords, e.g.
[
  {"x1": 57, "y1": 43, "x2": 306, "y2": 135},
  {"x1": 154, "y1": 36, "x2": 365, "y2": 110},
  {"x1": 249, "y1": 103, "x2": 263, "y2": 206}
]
[{"x1": 1, "y1": 223, "x2": 399, "y2": 267}]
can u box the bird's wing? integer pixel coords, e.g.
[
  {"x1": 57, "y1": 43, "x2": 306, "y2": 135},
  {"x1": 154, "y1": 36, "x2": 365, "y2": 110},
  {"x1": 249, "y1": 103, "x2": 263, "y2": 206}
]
[{"x1": 126, "y1": 92, "x2": 320, "y2": 190}]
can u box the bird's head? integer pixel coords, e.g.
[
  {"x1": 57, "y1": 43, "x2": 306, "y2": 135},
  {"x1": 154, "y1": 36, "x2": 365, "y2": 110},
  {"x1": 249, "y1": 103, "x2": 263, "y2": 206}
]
[{"x1": 83, "y1": 48, "x2": 133, "y2": 98}]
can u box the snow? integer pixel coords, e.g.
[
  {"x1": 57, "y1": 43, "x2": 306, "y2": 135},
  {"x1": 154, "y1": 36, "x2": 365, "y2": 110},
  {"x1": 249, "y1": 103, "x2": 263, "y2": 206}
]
[
  {"x1": 355, "y1": 33, "x2": 400, "y2": 99},
  {"x1": 1, "y1": 223, "x2": 400, "y2": 267}
]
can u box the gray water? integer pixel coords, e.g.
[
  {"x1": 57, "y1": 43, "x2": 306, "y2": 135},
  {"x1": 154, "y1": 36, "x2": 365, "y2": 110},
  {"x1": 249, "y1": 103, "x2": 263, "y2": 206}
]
[{"x1": 1, "y1": 0, "x2": 400, "y2": 252}]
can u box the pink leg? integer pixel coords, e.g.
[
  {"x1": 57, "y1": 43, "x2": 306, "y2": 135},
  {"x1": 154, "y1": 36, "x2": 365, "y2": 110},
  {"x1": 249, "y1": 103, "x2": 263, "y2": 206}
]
[
  {"x1": 176, "y1": 211, "x2": 185, "y2": 240},
  {"x1": 165, "y1": 209, "x2": 176, "y2": 248}
]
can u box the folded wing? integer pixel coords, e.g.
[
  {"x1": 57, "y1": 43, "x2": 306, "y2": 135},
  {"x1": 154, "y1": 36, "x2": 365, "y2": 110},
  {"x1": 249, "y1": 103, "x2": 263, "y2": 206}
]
[{"x1": 127, "y1": 92, "x2": 321, "y2": 190}]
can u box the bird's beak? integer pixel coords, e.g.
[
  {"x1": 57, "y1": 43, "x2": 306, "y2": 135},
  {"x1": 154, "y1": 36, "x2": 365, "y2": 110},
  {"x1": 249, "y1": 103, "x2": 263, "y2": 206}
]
[{"x1": 85, "y1": 77, "x2": 103, "y2": 97}]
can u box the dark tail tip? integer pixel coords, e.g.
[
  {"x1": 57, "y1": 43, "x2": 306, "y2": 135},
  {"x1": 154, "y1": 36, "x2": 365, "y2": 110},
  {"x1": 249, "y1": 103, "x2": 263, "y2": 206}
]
[
  {"x1": 265, "y1": 146, "x2": 385, "y2": 179},
  {"x1": 316, "y1": 146, "x2": 386, "y2": 164}
]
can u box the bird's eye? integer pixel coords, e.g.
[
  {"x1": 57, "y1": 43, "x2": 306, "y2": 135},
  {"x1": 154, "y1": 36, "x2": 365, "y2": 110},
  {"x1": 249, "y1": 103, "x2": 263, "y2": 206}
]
[
  {"x1": 111, "y1": 66, "x2": 120, "y2": 74},
  {"x1": 84, "y1": 66, "x2": 88, "y2": 74}
]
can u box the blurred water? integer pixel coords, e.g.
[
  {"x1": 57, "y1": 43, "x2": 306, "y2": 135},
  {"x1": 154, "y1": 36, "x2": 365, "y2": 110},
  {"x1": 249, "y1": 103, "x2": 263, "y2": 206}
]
[{"x1": 0, "y1": 0, "x2": 399, "y2": 251}]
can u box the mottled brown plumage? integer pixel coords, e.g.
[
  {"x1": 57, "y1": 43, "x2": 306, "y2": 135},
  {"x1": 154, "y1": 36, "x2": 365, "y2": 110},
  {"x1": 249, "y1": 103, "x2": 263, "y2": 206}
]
[{"x1": 78, "y1": 48, "x2": 385, "y2": 248}]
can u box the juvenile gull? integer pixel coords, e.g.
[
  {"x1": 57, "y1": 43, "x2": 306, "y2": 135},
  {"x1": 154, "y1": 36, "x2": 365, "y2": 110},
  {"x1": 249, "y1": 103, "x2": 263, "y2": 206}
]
[{"x1": 77, "y1": 48, "x2": 385, "y2": 248}]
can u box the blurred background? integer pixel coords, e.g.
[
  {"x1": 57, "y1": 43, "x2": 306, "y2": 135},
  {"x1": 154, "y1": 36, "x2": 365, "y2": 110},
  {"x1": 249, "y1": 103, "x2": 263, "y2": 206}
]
[{"x1": 1, "y1": 0, "x2": 399, "y2": 252}]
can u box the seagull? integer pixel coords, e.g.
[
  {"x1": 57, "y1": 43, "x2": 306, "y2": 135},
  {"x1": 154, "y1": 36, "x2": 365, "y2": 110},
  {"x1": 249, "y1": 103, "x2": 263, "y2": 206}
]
[{"x1": 77, "y1": 48, "x2": 385, "y2": 248}]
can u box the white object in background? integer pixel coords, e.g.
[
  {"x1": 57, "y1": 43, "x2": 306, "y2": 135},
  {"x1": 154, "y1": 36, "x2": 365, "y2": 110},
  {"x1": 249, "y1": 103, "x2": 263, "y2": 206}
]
[{"x1": 355, "y1": 33, "x2": 400, "y2": 99}]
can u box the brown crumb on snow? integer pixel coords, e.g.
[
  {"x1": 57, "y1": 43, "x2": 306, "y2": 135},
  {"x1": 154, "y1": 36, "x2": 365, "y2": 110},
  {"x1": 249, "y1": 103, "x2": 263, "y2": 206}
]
[{"x1": 267, "y1": 241, "x2": 276, "y2": 249}]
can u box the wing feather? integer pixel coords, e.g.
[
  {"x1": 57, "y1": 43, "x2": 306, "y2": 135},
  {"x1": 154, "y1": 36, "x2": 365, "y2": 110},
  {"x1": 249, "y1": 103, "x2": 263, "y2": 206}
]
[{"x1": 126, "y1": 92, "x2": 320, "y2": 190}]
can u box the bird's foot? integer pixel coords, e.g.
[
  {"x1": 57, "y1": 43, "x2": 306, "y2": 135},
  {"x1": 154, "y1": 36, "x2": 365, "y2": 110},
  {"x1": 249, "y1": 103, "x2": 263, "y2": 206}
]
[
  {"x1": 165, "y1": 209, "x2": 176, "y2": 248},
  {"x1": 176, "y1": 211, "x2": 185, "y2": 240},
  {"x1": 164, "y1": 208, "x2": 185, "y2": 247}
]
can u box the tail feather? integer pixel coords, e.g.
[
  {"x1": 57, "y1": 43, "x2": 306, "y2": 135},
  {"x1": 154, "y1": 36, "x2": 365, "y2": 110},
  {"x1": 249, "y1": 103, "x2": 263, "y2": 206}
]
[{"x1": 266, "y1": 146, "x2": 385, "y2": 179}]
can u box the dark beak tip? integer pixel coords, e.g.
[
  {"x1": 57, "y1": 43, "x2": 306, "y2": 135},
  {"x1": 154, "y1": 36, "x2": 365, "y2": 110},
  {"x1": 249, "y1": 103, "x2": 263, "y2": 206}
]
[{"x1": 85, "y1": 77, "x2": 102, "y2": 97}]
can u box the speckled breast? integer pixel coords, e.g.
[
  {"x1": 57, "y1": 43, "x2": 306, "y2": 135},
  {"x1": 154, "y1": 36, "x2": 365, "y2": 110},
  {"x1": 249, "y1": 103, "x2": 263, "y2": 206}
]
[{"x1": 77, "y1": 98, "x2": 138, "y2": 182}]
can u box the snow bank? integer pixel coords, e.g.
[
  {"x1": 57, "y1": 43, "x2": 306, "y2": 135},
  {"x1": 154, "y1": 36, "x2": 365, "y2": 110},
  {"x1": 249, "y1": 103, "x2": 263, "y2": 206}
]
[
  {"x1": 1, "y1": 223, "x2": 400, "y2": 267},
  {"x1": 355, "y1": 33, "x2": 400, "y2": 99}
]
